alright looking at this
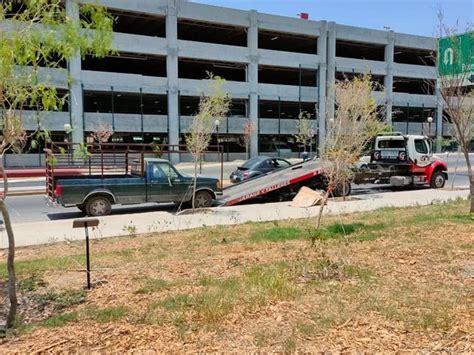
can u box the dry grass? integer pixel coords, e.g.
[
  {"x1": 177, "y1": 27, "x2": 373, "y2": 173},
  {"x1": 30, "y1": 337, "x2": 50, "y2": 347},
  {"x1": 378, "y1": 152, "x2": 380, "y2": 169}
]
[{"x1": 0, "y1": 199, "x2": 473, "y2": 352}]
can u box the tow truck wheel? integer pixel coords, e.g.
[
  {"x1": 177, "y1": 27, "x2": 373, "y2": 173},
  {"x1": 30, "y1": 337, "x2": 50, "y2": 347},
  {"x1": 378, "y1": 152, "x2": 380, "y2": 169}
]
[
  {"x1": 86, "y1": 196, "x2": 112, "y2": 216},
  {"x1": 430, "y1": 171, "x2": 446, "y2": 189},
  {"x1": 193, "y1": 191, "x2": 213, "y2": 208}
]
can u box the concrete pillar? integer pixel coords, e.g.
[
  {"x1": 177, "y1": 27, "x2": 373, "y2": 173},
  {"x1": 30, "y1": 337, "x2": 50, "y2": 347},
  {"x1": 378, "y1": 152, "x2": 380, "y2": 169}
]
[
  {"x1": 384, "y1": 30, "x2": 395, "y2": 126},
  {"x1": 66, "y1": 0, "x2": 84, "y2": 144},
  {"x1": 166, "y1": 0, "x2": 180, "y2": 162},
  {"x1": 317, "y1": 21, "x2": 328, "y2": 151},
  {"x1": 326, "y1": 21, "x2": 336, "y2": 124},
  {"x1": 248, "y1": 10, "x2": 259, "y2": 157}
]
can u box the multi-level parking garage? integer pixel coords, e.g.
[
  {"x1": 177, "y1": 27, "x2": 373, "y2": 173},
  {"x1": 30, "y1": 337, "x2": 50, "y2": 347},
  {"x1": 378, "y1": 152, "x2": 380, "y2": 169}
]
[{"x1": 7, "y1": 0, "x2": 452, "y2": 165}]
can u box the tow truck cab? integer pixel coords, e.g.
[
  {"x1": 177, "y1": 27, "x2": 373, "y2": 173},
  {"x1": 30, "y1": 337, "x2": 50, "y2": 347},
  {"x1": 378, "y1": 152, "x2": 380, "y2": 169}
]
[{"x1": 364, "y1": 134, "x2": 448, "y2": 188}]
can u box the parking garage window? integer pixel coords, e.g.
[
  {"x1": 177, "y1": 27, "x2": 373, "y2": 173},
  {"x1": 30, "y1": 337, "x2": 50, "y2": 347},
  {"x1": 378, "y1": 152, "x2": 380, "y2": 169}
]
[
  {"x1": 259, "y1": 30, "x2": 317, "y2": 54},
  {"x1": 336, "y1": 72, "x2": 384, "y2": 91},
  {"x1": 180, "y1": 96, "x2": 247, "y2": 117},
  {"x1": 393, "y1": 77, "x2": 435, "y2": 95},
  {"x1": 393, "y1": 106, "x2": 435, "y2": 122},
  {"x1": 83, "y1": 91, "x2": 167, "y2": 115},
  {"x1": 336, "y1": 40, "x2": 385, "y2": 61},
  {"x1": 394, "y1": 47, "x2": 435, "y2": 66},
  {"x1": 82, "y1": 53, "x2": 167, "y2": 77},
  {"x1": 178, "y1": 58, "x2": 246, "y2": 81},
  {"x1": 259, "y1": 65, "x2": 317, "y2": 86},
  {"x1": 178, "y1": 19, "x2": 247, "y2": 47},
  {"x1": 259, "y1": 100, "x2": 316, "y2": 119},
  {"x1": 108, "y1": 10, "x2": 166, "y2": 37}
]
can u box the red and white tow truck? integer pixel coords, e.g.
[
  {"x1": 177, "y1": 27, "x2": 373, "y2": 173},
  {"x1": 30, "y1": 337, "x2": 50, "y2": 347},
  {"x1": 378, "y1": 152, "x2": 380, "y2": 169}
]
[{"x1": 218, "y1": 134, "x2": 448, "y2": 206}]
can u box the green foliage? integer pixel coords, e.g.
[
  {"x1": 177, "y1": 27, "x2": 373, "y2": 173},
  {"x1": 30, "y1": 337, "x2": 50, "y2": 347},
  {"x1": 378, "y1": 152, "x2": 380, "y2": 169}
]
[
  {"x1": 73, "y1": 143, "x2": 91, "y2": 160},
  {"x1": 185, "y1": 73, "x2": 231, "y2": 159},
  {"x1": 294, "y1": 111, "x2": 314, "y2": 148},
  {"x1": 18, "y1": 273, "x2": 47, "y2": 292},
  {"x1": 85, "y1": 306, "x2": 128, "y2": 323},
  {"x1": 32, "y1": 289, "x2": 86, "y2": 312},
  {"x1": 250, "y1": 227, "x2": 303, "y2": 242},
  {"x1": 0, "y1": 0, "x2": 114, "y2": 153},
  {"x1": 135, "y1": 278, "x2": 169, "y2": 294},
  {"x1": 40, "y1": 312, "x2": 78, "y2": 328}
]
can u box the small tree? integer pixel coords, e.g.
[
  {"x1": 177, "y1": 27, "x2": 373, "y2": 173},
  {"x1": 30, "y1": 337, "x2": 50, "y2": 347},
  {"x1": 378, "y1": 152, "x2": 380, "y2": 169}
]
[
  {"x1": 315, "y1": 75, "x2": 386, "y2": 233},
  {"x1": 240, "y1": 119, "x2": 256, "y2": 160},
  {"x1": 91, "y1": 121, "x2": 114, "y2": 143},
  {"x1": 0, "y1": 0, "x2": 113, "y2": 329},
  {"x1": 435, "y1": 15, "x2": 473, "y2": 213},
  {"x1": 186, "y1": 73, "x2": 231, "y2": 208},
  {"x1": 294, "y1": 111, "x2": 313, "y2": 154}
]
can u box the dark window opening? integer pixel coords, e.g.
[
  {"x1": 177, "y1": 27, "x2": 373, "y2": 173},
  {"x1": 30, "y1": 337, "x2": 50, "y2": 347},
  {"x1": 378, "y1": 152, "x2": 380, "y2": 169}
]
[
  {"x1": 82, "y1": 53, "x2": 166, "y2": 77},
  {"x1": 259, "y1": 135, "x2": 306, "y2": 154},
  {"x1": 393, "y1": 77, "x2": 435, "y2": 95},
  {"x1": 109, "y1": 10, "x2": 166, "y2": 37},
  {"x1": 259, "y1": 100, "x2": 316, "y2": 119},
  {"x1": 259, "y1": 30, "x2": 317, "y2": 54},
  {"x1": 393, "y1": 106, "x2": 435, "y2": 123},
  {"x1": 178, "y1": 58, "x2": 246, "y2": 81},
  {"x1": 336, "y1": 40, "x2": 385, "y2": 61},
  {"x1": 394, "y1": 46, "x2": 435, "y2": 66},
  {"x1": 178, "y1": 19, "x2": 247, "y2": 47},
  {"x1": 336, "y1": 72, "x2": 385, "y2": 91},
  {"x1": 259, "y1": 65, "x2": 317, "y2": 86},
  {"x1": 84, "y1": 91, "x2": 168, "y2": 115},
  {"x1": 180, "y1": 96, "x2": 247, "y2": 117}
]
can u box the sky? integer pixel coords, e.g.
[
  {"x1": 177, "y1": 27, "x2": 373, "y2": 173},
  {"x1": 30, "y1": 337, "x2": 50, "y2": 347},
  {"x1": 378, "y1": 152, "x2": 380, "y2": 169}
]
[{"x1": 193, "y1": 0, "x2": 473, "y2": 37}]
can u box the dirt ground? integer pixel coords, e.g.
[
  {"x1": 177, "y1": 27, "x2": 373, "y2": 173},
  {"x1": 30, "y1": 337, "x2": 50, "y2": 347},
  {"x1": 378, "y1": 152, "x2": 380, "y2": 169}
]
[{"x1": 0, "y1": 199, "x2": 473, "y2": 352}]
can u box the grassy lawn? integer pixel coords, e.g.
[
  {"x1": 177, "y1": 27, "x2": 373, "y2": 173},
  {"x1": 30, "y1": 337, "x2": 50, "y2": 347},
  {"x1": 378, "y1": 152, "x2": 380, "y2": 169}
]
[{"x1": 0, "y1": 199, "x2": 473, "y2": 352}]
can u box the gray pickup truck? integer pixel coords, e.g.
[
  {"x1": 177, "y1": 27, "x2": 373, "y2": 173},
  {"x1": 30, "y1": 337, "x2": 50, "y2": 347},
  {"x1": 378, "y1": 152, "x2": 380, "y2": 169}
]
[{"x1": 48, "y1": 158, "x2": 221, "y2": 216}]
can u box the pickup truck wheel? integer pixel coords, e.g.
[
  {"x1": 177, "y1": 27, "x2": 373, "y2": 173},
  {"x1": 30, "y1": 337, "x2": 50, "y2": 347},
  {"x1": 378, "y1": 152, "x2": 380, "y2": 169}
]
[
  {"x1": 86, "y1": 196, "x2": 112, "y2": 216},
  {"x1": 193, "y1": 191, "x2": 213, "y2": 208},
  {"x1": 430, "y1": 171, "x2": 446, "y2": 189}
]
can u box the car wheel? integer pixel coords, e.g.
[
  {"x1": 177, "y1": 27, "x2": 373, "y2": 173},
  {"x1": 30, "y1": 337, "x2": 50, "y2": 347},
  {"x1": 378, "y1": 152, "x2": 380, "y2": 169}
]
[
  {"x1": 430, "y1": 171, "x2": 446, "y2": 189},
  {"x1": 332, "y1": 182, "x2": 352, "y2": 197},
  {"x1": 193, "y1": 191, "x2": 213, "y2": 208},
  {"x1": 86, "y1": 196, "x2": 112, "y2": 216}
]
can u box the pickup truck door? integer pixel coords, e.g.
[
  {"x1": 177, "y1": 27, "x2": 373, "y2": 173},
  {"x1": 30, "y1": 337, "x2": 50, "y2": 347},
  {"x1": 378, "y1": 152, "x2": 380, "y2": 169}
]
[{"x1": 147, "y1": 162, "x2": 173, "y2": 202}]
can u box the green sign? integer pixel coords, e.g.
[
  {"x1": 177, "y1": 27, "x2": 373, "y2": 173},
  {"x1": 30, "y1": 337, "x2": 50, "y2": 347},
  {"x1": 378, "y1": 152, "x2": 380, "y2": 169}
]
[{"x1": 438, "y1": 32, "x2": 474, "y2": 82}]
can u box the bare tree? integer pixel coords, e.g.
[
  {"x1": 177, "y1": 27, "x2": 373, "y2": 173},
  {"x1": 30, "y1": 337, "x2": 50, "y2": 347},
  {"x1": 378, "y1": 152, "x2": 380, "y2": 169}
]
[
  {"x1": 240, "y1": 119, "x2": 256, "y2": 160},
  {"x1": 0, "y1": 0, "x2": 113, "y2": 329},
  {"x1": 186, "y1": 73, "x2": 231, "y2": 209},
  {"x1": 435, "y1": 15, "x2": 473, "y2": 213},
  {"x1": 315, "y1": 75, "x2": 388, "y2": 234},
  {"x1": 294, "y1": 111, "x2": 313, "y2": 155},
  {"x1": 91, "y1": 122, "x2": 114, "y2": 143}
]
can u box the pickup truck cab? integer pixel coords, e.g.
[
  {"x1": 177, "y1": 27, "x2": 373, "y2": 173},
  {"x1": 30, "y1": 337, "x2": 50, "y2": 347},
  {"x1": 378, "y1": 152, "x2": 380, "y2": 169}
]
[{"x1": 51, "y1": 158, "x2": 221, "y2": 216}]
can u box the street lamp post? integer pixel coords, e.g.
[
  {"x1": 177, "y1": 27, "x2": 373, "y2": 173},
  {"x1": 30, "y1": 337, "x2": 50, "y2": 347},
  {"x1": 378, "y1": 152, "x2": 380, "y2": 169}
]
[{"x1": 427, "y1": 116, "x2": 434, "y2": 151}]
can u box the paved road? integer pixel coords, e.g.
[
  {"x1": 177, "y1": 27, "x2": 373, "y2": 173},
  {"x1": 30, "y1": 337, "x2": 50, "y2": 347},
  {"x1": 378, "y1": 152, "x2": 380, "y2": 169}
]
[{"x1": 4, "y1": 154, "x2": 472, "y2": 224}]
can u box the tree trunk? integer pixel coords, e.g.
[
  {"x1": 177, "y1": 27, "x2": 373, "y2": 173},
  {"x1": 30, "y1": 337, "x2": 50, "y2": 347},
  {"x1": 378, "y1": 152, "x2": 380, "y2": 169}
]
[
  {"x1": 0, "y1": 164, "x2": 17, "y2": 329},
  {"x1": 0, "y1": 202, "x2": 17, "y2": 328},
  {"x1": 192, "y1": 157, "x2": 199, "y2": 210},
  {"x1": 461, "y1": 149, "x2": 474, "y2": 213}
]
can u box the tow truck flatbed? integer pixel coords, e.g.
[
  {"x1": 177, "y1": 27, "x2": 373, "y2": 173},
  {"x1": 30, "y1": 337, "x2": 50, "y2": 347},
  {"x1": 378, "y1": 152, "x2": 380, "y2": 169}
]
[{"x1": 219, "y1": 159, "x2": 323, "y2": 206}]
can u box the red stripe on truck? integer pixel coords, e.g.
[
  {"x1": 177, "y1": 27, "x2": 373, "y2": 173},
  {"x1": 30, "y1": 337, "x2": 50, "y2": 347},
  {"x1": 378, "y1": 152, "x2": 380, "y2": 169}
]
[{"x1": 223, "y1": 168, "x2": 322, "y2": 206}]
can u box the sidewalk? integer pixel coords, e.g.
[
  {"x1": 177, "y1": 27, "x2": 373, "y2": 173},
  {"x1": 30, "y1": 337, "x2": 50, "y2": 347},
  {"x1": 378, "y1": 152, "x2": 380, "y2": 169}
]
[{"x1": 1, "y1": 188, "x2": 469, "y2": 249}]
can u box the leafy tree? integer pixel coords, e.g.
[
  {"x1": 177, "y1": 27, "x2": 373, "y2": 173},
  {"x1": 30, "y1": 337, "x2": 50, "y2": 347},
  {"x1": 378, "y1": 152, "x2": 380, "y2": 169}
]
[
  {"x1": 294, "y1": 111, "x2": 314, "y2": 155},
  {"x1": 314, "y1": 75, "x2": 387, "y2": 235},
  {"x1": 186, "y1": 73, "x2": 230, "y2": 209},
  {"x1": 0, "y1": 0, "x2": 113, "y2": 329},
  {"x1": 240, "y1": 118, "x2": 256, "y2": 160}
]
